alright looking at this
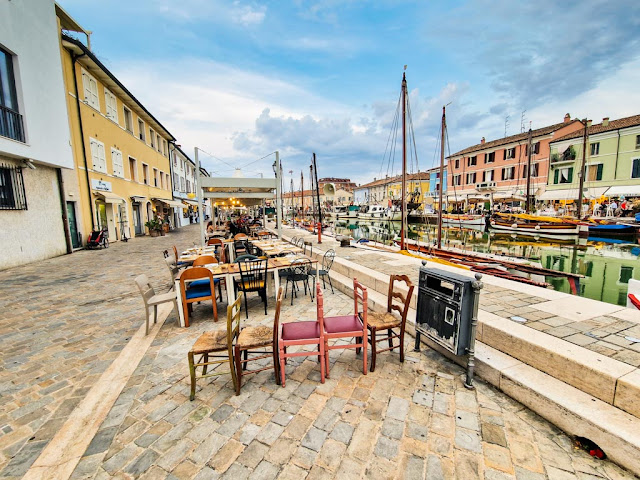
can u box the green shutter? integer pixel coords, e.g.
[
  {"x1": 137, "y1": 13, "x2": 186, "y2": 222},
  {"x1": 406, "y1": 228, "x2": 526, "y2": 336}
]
[
  {"x1": 567, "y1": 167, "x2": 573, "y2": 183},
  {"x1": 554, "y1": 169, "x2": 559, "y2": 184},
  {"x1": 596, "y1": 164, "x2": 603, "y2": 181}
]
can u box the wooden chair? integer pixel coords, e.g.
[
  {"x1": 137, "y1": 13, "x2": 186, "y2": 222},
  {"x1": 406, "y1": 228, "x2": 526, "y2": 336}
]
[
  {"x1": 188, "y1": 293, "x2": 242, "y2": 400},
  {"x1": 134, "y1": 274, "x2": 177, "y2": 335},
  {"x1": 192, "y1": 255, "x2": 223, "y2": 300},
  {"x1": 173, "y1": 245, "x2": 190, "y2": 268},
  {"x1": 179, "y1": 267, "x2": 218, "y2": 327},
  {"x1": 234, "y1": 287, "x2": 283, "y2": 395},
  {"x1": 236, "y1": 257, "x2": 268, "y2": 318},
  {"x1": 207, "y1": 237, "x2": 223, "y2": 247},
  {"x1": 322, "y1": 278, "x2": 368, "y2": 378},
  {"x1": 310, "y1": 249, "x2": 335, "y2": 294},
  {"x1": 278, "y1": 283, "x2": 326, "y2": 387},
  {"x1": 366, "y1": 275, "x2": 414, "y2": 372}
]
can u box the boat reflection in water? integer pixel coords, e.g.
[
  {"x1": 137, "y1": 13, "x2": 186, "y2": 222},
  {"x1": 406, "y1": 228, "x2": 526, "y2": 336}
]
[{"x1": 332, "y1": 218, "x2": 640, "y2": 307}]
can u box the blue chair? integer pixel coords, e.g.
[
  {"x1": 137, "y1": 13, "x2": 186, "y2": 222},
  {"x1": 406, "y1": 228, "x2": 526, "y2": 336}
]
[{"x1": 180, "y1": 267, "x2": 218, "y2": 327}]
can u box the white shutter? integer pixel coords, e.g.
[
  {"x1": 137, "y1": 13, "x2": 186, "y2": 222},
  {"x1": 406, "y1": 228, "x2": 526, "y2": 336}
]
[
  {"x1": 98, "y1": 143, "x2": 106, "y2": 173},
  {"x1": 90, "y1": 138, "x2": 106, "y2": 173},
  {"x1": 112, "y1": 148, "x2": 124, "y2": 177}
]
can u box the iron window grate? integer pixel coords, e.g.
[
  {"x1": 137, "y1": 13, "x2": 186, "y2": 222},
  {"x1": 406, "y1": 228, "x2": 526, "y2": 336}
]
[{"x1": 0, "y1": 163, "x2": 28, "y2": 210}]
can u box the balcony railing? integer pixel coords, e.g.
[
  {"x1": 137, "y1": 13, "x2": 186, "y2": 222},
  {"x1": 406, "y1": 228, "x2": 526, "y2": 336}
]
[{"x1": 0, "y1": 105, "x2": 25, "y2": 143}]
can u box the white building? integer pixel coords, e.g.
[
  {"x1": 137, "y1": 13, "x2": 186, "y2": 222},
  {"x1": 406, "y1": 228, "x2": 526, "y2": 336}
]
[
  {"x1": 170, "y1": 145, "x2": 198, "y2": 227},
  {"x1": 0, "y1": 0, "x2": 75, "y2": 269}
]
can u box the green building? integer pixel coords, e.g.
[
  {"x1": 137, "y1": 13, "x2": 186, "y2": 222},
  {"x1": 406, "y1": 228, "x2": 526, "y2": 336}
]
[{"x1": 541, "y1": 115, "x2": 640, "y2": 204}]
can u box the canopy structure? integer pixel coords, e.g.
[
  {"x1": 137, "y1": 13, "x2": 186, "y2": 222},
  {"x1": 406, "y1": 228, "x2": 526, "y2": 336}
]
[
  {"x1": 154, "y1": 199, "x2": 186, "y2": 209},
  {"x1": 194, "y1": 150, "x2": 282, "y2": 244},
  {"x1": 537, "y1": 187, "x2": 608, "y2": 201},
  {"x1": 604, "y1": 185, "x2": 640, "y2": 197},
  {"x1": 94, "y1": 191, "x2": 124, "y2": 204}
]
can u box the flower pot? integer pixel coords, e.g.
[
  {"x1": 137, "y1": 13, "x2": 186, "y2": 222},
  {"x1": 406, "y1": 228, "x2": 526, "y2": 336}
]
[
  {"x1": 150, "y1": 230, "x2": 159, "y2": 237},
  {"x1": 160, "y1": 229, "x2": 166, "y2": 236}
]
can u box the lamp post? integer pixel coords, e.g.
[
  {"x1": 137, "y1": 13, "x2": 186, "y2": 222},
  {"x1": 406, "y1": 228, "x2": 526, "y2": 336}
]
[
  {"x1": 194, "y1": 147, "x2": 205, "y2": 246},
  {"x1": 272, "y1": 152, "x2": 282, "y2": 238}
]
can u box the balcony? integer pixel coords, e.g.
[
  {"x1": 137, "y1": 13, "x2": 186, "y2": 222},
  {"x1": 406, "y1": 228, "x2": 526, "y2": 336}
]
[
  {"x1": 0, "y1": 105, "x2": 25, "y2": 143},
  {"x1": 551, "y1": 145, "x2": 577, "y2": 164}
]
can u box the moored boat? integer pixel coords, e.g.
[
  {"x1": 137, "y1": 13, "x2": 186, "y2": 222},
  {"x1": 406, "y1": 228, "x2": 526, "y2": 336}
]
[
  {"x1": 358, "y1": 204, "x2": 387, "y2": 220},
  {"x1": 490, "y1": 213, "x2": 588, "y2": 237}
]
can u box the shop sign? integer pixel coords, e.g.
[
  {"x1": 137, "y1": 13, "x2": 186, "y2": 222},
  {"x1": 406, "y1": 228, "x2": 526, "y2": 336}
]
[{"x1": 92, "y1": 179, "x2": 112, "y2": 192}]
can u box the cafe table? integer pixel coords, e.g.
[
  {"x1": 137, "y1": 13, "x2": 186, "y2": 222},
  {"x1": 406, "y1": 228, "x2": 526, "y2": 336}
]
[
  {"x1": 251, "y1": 240, "x2": 303, "y2": 257},
  {"x1": 174, "y1": 255, "x2": 319, "y2": 327}
]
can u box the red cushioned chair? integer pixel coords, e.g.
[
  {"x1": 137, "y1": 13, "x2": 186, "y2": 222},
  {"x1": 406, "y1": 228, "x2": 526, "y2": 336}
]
[
  {"x1": 278, "y1": 283, "x2": 326, "y2": 387},
  {"x1": 322, "y1": 278, "x2": 368, "y2": 378}
]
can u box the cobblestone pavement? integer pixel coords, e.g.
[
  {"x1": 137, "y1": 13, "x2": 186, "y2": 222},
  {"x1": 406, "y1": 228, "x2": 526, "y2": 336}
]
[
  {"x1": 285, "y1": 224, "x2": 640, "y2": 368},
  {"x1": 0, "y1": 227, "x2": 193, "y2": 477},
  {"x1": 71, "y1": 285, "x2": 634, "y2": 479}
]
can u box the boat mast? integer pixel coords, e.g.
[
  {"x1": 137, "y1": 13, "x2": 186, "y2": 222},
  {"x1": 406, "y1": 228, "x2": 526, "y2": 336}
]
[
  {"x1": 576, "y1": 119, "x2": 588, "y2": 219},
  {"x1": 437, "y1": 106, "x2": 446, "y2": 248},
  {"x1": 525, "y1": 127, "x2": 532, "y2": 213},
  {"x1": 401, "y1": 72, "x2": 407, "y2": 250},
  {"x1": 301, "y1": 170, "x2": 304, "y2": 220}
]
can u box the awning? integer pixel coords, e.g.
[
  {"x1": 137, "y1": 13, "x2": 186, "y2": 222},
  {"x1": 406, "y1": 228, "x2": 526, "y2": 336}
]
[
  {"x1": 537, "y1": 187, "x2": 608, "y2": 201},
  {"x1": 160, "y1": 199, "x2": 187, "y2": 208},
  {"x1": 94, "y1": 191, "x2": 124, "y2": 204},
  {"x1": 183, "y1": 199, "x2": 198, "y2": 206},
  {"x1": 493, "y1": 193, "x2": 526, "y2": 202},
  {"x1": 130, "y1": 195, "x2": 147, "y2": 203},
  {"x1": 605, "y1": 185, "x2": 640, "y2": 197}
]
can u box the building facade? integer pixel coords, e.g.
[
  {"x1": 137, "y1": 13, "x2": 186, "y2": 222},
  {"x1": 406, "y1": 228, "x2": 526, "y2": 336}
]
[
  {"x1": 170, "y1": 145, "x2": 198, "y2": 227},
  {"x1": 424, "y1": 166, "x2": 447, "y2": 211},
  {"x1": 59, "y1": 30, "x2": 176, "y2": 243},
  {"x1": 353, "y1": 172, "x2": 430, "y2": 207},
  {"x1": 0, "y1": 0, "x2": 75, "y2": 269},
  {"x1": 545, "y1": 115, "x2": 640, "y2": 205},
  {"x1": 447, "y1": 114, "x2": 583, "y2": 208}
]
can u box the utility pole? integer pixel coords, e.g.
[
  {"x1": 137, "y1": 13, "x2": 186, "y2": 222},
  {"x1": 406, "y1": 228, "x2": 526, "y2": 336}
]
[
  {"x1": 195, "y1": 147, "x2": 205, "y2": 245},
  {"x1": 275, "y1": 151, "x2": 282, "y2": 238},
  {"x1": 576, "y1": 120, "x2": 589, "y2": 219},
  {"x1": 525, "y1": 128, "x2": 533, "y2": 213},
  {"x1": 301, "y1": 171, "x2": 304, "y2": 220},
  {"x1": 312, "y1": 153, "x2": 322, "y2": 243},
  {"x1": 437, "y1": 106, "x2": 446, "y2": 249}
]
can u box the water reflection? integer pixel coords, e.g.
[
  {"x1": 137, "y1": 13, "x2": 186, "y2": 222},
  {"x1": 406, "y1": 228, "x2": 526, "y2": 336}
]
[{"x1": 331, "y1": 218, "x2": 640, "y2": 306}]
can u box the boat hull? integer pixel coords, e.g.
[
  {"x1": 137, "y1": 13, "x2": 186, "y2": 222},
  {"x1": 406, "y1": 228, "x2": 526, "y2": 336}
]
[
  {"x1": 490, "y1": 220, "x2": 582, "y2": 237},
  {"x1": 588, "y1": 224, "x2": 638, "y2": 234}
]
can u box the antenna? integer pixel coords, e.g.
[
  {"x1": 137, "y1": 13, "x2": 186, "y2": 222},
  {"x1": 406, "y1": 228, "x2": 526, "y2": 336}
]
[
  {"x1": 404, "y1": 65, "x2": 407, "y2": 71},
  {"x1": 504, "y1": 115, "x2": 510, "y2": 137},
  {"x1": 520, "y1": 110, "x2": 527, "y2": 133}
]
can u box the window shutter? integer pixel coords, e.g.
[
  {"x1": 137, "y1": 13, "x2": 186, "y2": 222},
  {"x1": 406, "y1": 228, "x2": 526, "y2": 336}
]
[
  {"x1": 567, "y1": 167, "x2": 573, "y2": 183},
  {"x1": 503, "y1": 150, "x2": 506, "y2": 160},
  {"x1": 554, "y1": 169, "x2": 559, "y2": 184},
  {"x1": 501, "y1": 169, "x2": 505, "y2": 180},
  {"x1": 633, "y1": 159, "x2": 640, "y2": 178},
  {"x1": 596, "y1": 164, "x2": 603, "y2": 181}
]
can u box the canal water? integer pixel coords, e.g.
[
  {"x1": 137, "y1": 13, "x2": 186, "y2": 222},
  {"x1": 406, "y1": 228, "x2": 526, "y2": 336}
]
[{"x1": 331, "y1": 218, "x2": 640, "y2": 307}]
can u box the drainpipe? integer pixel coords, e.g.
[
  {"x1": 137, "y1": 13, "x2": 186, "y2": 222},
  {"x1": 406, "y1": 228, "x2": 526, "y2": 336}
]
[
  {"x1": 56, "y1": 168, "x2": 73, "y2": 253},
  {"x1": 71, "y1": 53, "x2": 96, "y2": 231},
  {"x1": 614, "y1": 130, "x2": 621, "y2": 180}
]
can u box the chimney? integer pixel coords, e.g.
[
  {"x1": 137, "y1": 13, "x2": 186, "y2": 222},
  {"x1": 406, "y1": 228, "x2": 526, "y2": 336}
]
[
  {"x1": 587, "y1": 120, "x2": 593, "y2": 127},
  {"x1": 602, "y1": 117, "x2": 610, "y2": 127},
  {"x1": 564, "y1": 113, "x2": 571, "y2": 123},
  {"x1": 373, "y1": 177, "x2": 376, "y2": 182},
  {"x1": 480, "y1": 137, "x2": 485, "y2": 144}
]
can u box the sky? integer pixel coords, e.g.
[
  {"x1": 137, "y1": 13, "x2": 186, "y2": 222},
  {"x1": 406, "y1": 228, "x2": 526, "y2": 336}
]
[{"x1": 59, "y1": 0, "x2": 640, "y2": 187}]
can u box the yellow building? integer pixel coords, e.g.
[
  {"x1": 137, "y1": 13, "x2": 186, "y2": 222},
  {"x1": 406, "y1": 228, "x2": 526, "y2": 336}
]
[{"x1": 58, "y1": 27, "x2": 177, "y2": 243}]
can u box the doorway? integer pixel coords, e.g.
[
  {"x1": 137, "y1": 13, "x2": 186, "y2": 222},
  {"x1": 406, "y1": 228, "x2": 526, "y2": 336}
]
[
  {"x1": 133, "y1": 203, "x2": 143, "y2": 236},
  {"x1": 66, "y1": 201, "x2": 80, "y2": 248}
]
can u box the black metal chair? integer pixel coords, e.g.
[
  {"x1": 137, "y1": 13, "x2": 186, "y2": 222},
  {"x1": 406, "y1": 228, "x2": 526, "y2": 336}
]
[
  {"x1": 311, "y1": 249, "x2": 335, "y2": 294},
  {"x1": 236, "y1": 257, "x2": 269, "y2": 318},
  {"x1": 290, "y1": 236, "x2": 298, "y2": 246},
  {"x1": 284, "y1": 258, "x2": 313, "y2": 305}
]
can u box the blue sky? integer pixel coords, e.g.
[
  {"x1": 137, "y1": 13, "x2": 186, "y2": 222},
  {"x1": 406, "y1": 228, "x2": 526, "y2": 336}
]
[{"x1": 59, "y1": 0, "x2": 640, "y2": 186}]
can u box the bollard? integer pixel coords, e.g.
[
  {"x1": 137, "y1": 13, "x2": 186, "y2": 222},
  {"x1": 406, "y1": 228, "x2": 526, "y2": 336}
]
[{"x1": 317, "y1": 222, "x2": 322, "y2": 244}]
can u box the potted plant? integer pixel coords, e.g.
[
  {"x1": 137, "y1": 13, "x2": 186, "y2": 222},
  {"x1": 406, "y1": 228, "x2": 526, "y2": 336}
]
[{"x1": 144, "y1": 217, "x2": 162, "y2": 237}]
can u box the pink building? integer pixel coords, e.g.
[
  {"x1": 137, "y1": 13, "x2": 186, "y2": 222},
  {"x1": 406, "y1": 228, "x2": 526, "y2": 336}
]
[{"x1": 447, "y1": 114, "x2": 583, "y2": 208}]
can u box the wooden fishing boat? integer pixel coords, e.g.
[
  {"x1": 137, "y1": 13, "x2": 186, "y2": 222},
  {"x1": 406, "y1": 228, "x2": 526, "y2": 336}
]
[
  {"x1": 490, "y1": 213, "x2": 588, "y2": 237},
  {"x1": 586, "y1": 221, "x2": 638, "y2": 235}
]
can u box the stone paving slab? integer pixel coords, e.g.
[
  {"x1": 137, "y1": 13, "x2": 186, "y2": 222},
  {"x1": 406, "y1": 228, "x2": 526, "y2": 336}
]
[
  {"x1": 0, "y1": 227, "x2": 191, "y2": 476},
  {"x1": 69, "y1": 283, "x2": 635, "y2": 479}
]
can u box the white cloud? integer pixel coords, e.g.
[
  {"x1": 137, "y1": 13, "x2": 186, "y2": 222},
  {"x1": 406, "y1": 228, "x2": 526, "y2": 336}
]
[{"x1": 231, "y1": 2, "x2": 266, "y2": 26}]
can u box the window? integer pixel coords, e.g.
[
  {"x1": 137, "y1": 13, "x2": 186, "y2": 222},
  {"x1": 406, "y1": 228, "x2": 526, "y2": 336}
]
[
  {"x1": 587, "y1": 164, "x2": 603, "y2": 181},
  {"x1": 149, "y1": 128, "x2": 155, "y2": 148},
  {"x1": 501, "y1": 166, "x2": 515, "y2": 180},
  {"x1": 138, "y1": 119, "x2": 146, "y2": 142},
  {"x1": 482, "y1": 170, "x2": 494, "y2": 182},
  {"x1": 111, "y1": 148, "x2": 124, "y2": 177},
  {"x1": 452, "y1": 174, "x2": 461, "y2": 186},
  {"x1": 466, "y1": 172, "x2": 476, "y2": 184},
  {"x1": 619, "y1": 266, "x2": 633, "y2": 284},
  {"x1": 636, "y1": 135, "x2": 640, "y2": 149},
  {"x1": 486, "y1": 152, "x2": 495, "y2": 163},
  {"x1": 162, "y1": 139, "x2": 167, "y2": 156},
  {"x1": 532, "y1": 142, "x2": 540, "y2": 154},
  {"x1": 153, "y1": 168, "x2": 158, "y2": 187},
  {"x1": 554, "y1": 167, "x2": 573, "y2": 184},
  {"x1": 173, "y1": 172, "x2": 179, "y2": 188},
  {"x1": 0, "y1": 47, "x2": 23, "y2": 142},
  {"x1": 156, "y1": 134, "x2": 162, "y2": 152},
  {"x1": 89, "y1": 138, "x2": 106, "y2": 173},
  {"x1": 129, "y1": 157, "x2": 138, "y2": 181},
  {"x1": 454, "y1": 159, "x2": 460, "y2": 169},
  {"x1": 82, "y1": 69, "x2": 99, "y2": 110},
  {"x1": 104, "y1": 88, "x2": 118, "y2": 122},
  {"x1": 166, "y1": 173, "x2": 170, "y2": 190},
  {"x1": 504, "y1": 147, "x2": 515, "y2": 160},
  {"x1": 123, "y1": 107, "x2": 133, "y2": 133},
  {"x1": 0, "y1": 164, "x2": 27, "y2": 210},
  {"x1": 590, "y1": 142, "x2": 600, "y2": 156},
  {"x1": 523, "y1": 163, "x2": 539, "y2": 178},
  {"x1": 632, "y1": 158, "x2": 640, "y2": 179},
  {"x1": 467, "y1": 156, "x2": 477, "y2": 167},
  {"x1": 142, "y1": 163, "x2": 149, "y2": 185}
]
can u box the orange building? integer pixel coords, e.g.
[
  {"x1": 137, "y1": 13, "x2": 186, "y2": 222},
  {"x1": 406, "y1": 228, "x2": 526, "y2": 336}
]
[{"x1": 447, "y1": 114, "x2": 583, "y2": 208}]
